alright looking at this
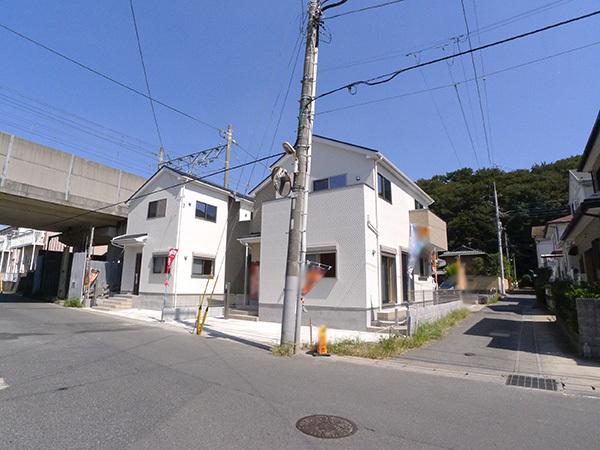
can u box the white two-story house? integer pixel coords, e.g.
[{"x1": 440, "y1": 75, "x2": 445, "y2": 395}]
[
  {"x1": 112, "y1": 166, "x2": 252, "y2": 318},
  {"x1": 240, "y1": 136, "x2": 447, "y2": 331}
]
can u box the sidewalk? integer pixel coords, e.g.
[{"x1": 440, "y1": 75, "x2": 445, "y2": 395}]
[
  {"x1": 388, "y1": 295, "x2": 600, "y2": 396},
  {"x1": 86, "y1": 307, "x2": 383, "y2": 348}
]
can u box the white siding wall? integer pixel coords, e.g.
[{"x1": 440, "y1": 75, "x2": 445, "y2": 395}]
[
  {"x1": 173, "y1": 183, "x2": 230, "y2": 296},
  {"x1": 259, "y1": 184, "x2": 369, "y2": 310}
]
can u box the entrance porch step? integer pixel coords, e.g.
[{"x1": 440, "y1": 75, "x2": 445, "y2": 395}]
[
  {"x1": 228, "y1": 313, "x2": 259, "y2": 322},
  {"x1": 376, "y1": 309, "x2": 407, "y2": 322},
  {"x1": 229, "y1": 308, "x2": 258, "y2": 316}
]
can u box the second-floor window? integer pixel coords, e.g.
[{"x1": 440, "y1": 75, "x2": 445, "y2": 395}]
[
  {"x1": 147, "y1": 199, "x2": 167, "y2": 219},
  {"x1": 378, "y1": 173, "x2": 392, "y2": 203},
  {"x1": 313, "y1": 174, "x2": 347, "y2": 192},
  {"x1": 195, "y1": 201, "x2": 217, "y2": 222}
]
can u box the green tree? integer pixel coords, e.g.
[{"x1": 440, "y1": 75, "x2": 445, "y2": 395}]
[{"x1": 417, "y1": 156, "x2": 578, "y2": 277}]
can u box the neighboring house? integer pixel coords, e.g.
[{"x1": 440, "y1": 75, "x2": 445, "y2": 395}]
[
  {"x1": 562, "y1": 110, "x2": 600, "y2": 283},
  {"x1": 112, "y1": 166, "x2": 253, "y2": 317},
  {"x1": 536, "y1": 215, "x2": 572, "y2": 280},
  {"x1": 240, "y1": 135, "x2": 448, "y2": 331},
  {"x1": 439, "y1": 245, "x2": 502, "y2": 291},
  {"x1": 0, "y1": 227, "x2": 71, "y2": 293}
]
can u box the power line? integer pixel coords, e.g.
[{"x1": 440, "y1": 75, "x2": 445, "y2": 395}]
[
  {"x1": 414, "y1": 64, "x2": 463, "y2": 167},
  {"x1": 320, "y1": 0, "x2": 575, "y2": 73},
  {"x1": 316, "y1": 9, "x2": 600, "y2": 99},
  {"x1": 0, "y1": 85, "x2": 157, "y2": 151},
  {"x1": 40, "y1": 152, "x2": 284, "y2": 230},
  {"x1": 460, "y1": 0, "x2": 492, "y2": 166},
  {"x1": 129, "y1": 0, "x2": 164, "y2": 148},
  {"x1": 453, "y1": 84, "x2": 480, "y2": 168},
  {"x1": 0, "y1": 22, "x2": 223, "y2": 133},
  {"x1": 316, "y1": 38, "x2": 600, "y2": 116},
  {"x1": 325, "y1": 0, "x2": 406, "y2": 20},
  {"x1": 241, "y1": 19, "x2": 306, "y2": 194},
  {"x1": 0, "y1": 91, "x2": 158, "y2": 159}
]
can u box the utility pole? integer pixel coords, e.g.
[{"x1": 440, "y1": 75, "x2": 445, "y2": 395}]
[
  {"x1": 84, "y1": 226, "x2": 95, "y2": 307},
  {"x1": 493, "y1": 182, "x2": 506, "y2": 295},
  {"x1": 223, "y1": 124, "x2": 233, "y2": 189},
  {"x1": 158, "y1": 147, "x2": 165, "y2": 168},
  {"x1": 281, "y1": 0, "x2": 322, "y2": 347}
]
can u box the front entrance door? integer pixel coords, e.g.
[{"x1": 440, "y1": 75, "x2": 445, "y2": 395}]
[
  {"x1": 381, "y1": 254, "x2": 397, "y2": 304},
  {"x1": 133, "y1": 253, "x2": 142, "y2": 295},
  {"x1": 401, "y1": 251, "x2": 409, "y2": 302}
]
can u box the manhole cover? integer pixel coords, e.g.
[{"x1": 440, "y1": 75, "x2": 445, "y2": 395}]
[
  {"x1": 464, "y1": 352, "x2": 476, "y2": 357},
  {"x1": 296, "y1": 415, "x2": 357, "y2": 439},
  {"x1": 506, "y1": 374, "x2": 558, "y2": 391}
]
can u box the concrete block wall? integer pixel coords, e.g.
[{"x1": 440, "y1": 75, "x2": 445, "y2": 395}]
[{"x1": 576, "y1": 298, "x2": 600, "y2": 358}]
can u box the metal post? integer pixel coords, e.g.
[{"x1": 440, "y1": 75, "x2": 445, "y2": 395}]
[
  {"x1": 243, "y1": 243, "x2": 249, "y2": 306},
  {"x1": 224, "y1": 281, "x2": 230, "y2": 319},
  {"x1": 223, "y1": 124, "x2": 233, "y2": 189},
  {"x1": 84, "y1": 226, "x2": 95, "y2": 307},
  {"x1": 281, "y1": 0, "x2": 321, "y2": 347},
  {"x1": 158, "y1": 146, "x2": 165, "y2": 168},
  {"x1": 493, "y1": 182, "x2": 506, "y2": 295}
]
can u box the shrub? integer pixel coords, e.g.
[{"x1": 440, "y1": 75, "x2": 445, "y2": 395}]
[
  {"x1": 63, "y1": 298, "x2": 82, "y2": 308},
  {"x1": 549, "y1": 281, "x2": 600, "y2": 335},
  {"x1": 519, "y1": 274, "x2": 533, "y2": 288}
]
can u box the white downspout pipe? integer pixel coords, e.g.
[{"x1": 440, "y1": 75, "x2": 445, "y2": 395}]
[{"x1": 368, "y1": 154, "x2": 384, "y2": 313}]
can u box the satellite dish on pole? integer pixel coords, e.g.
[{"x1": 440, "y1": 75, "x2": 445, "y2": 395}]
[{"x1": 271, "y1": 166, "x2": 292, "y2": 197}]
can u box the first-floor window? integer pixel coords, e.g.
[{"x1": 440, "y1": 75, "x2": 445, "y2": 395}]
[
  {"x1": 192, "y1": 257, "x2": 214, "y2": 277},
  {"x1": 306, "y1": 251, "x2": 336, "y2": 278},
  {"x1": 152, "y1": 255, "x2": 167, "y2": 273}
]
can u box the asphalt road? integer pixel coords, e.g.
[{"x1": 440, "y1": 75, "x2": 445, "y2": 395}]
[{"x1": 1, "y1": 295, "x2": 599, "y2": 449}]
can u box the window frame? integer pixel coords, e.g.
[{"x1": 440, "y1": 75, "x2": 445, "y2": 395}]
[
  {"x1": 191, "y1": 256, "x2": 215, "y2": 278},
  {"x1": 377, "y1": 173, "x2": 392, "y2": 203},
  {"x1": 147, "y1": 198, "x2": 167, "y2": 219},
  {"x1": 306, "y1": 251, "x2": 337, "y2": 278},
  {"x1": 152, "y1": 254, "x2": 168, "y2": 274},
  {"x1": 195, "y1": 200, "x2": 217, "y2": 223},
  {"x1": 312, "y1": 174, "x2": 347, "y2": 192}
]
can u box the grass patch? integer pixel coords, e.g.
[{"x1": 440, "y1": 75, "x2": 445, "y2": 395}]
[
  {"x1": 487, "y1": 294, "x2": 500, "y2": 304},
  {"x1": 63, "y1": 298, "x2": 82, "y2": 308},
  {"x1": 329, "y1": 308, "x2": 470, "y2": 360},
  {"x1": 271, "y1": 343, "x2": 295, "y2": 357}
]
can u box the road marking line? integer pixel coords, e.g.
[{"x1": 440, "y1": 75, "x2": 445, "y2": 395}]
[{"x1": 0, "y1": 377, "x2": 8, "y2": 391}]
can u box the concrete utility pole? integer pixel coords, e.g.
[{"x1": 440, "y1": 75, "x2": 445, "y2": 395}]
[
  {"x1": 493, "y1": 182, "x2": 506, "y2": 295},
  {"x1": 84, "y1": 226, "x2": 95, "y2": 307},
  {"x1": 223, "y1": 124, "x2": 233, "y2": 189},
  {"x1": 281, "y1": 0, "x2": 322, "y2": 347},
  {"x1": 158, "y1": 147, "x2": 165, "y2": 168}
]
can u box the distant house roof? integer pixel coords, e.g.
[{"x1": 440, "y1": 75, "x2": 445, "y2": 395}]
[
  {"x1": 546, "y1": 215, "x2": 572, "y2": 225},
  {"x1": 440, "y1": 245, "x2": 487, "y2": 257},
  {"x1": 578, "y1": 110, "x2": 600, "y2": 172}
]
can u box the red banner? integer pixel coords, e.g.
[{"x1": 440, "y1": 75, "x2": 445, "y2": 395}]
[{"x1": 164, "y1": 248, "x2": 178, "y2": 286}]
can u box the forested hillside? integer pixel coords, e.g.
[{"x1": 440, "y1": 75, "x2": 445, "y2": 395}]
[{"x1": 416, "y1": 156, "x2": 580, "y2": 278}]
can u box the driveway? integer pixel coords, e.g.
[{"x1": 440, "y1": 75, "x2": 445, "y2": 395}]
[{"x1": 393, "y1": 295, "x2": 600, "y2": 394}]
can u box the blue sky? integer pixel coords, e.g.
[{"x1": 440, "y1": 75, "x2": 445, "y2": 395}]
[{"x1": 2, "y1": 0, "x2": 599, "y2": 192}]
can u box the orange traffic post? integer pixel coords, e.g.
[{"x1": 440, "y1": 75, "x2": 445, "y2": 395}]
[{"x1": 317, "y1": 325, "x2": 329, "y2": 356}]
